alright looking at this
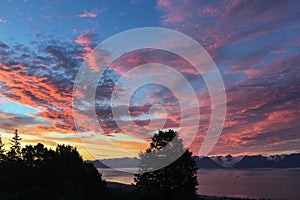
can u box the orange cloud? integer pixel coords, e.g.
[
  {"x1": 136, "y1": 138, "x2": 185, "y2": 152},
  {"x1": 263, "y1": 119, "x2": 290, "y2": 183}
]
[
  {"x1": 74, "y1": 34, "x2": 93, "y2": 53},
  {"x1": 0, "y1": 63, "x2": 74, "y2": 133}
]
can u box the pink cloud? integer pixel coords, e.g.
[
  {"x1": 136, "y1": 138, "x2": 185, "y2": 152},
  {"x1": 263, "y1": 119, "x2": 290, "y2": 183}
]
[
  {"x1": 270, "y1": 49, "x2": 288, "y2": 54},
  {"x1": 0, "y1": 19, "x2": 9, "y2": 23},
  {"x1": 156, "y1": 0, "x2": 194, "y2": 24},
  {"x1": 202, "y1": 7, "x2": 219, "y2": 16},
  {"x1": 77, "y1": 11, "x2": 98, "y2": 18},
  {"x1": 156, "y1": 0, "x2": 172, "y2": 8},
  {"x1": 156, "y1": 0, "x2": 299, "y2": 51},
  {"x1": 74, "y1": 33, "x2": 92, "y2": 46},
  {"x1": 73, "y1": 30, "x2": 102, "y2": 72}
]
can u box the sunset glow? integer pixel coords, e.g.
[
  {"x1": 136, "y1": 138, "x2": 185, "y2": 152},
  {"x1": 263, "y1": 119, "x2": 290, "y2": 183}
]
[{"x1": 0, "y1": 0, "x2": 299, "y2": 160}]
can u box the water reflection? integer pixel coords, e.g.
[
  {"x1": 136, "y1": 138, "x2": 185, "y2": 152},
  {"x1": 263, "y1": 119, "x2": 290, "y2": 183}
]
[{"x1": 99, "y1": 168, "x2": 300, "y2": 200}]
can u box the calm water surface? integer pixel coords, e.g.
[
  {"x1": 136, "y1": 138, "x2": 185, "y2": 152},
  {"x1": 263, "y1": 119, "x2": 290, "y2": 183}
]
[{"x1": 99, "y1": 168, "x2": 300, "y2": 200}]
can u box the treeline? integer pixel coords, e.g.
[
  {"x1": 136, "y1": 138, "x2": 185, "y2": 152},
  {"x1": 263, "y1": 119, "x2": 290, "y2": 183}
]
[
  {"x1": 0, "y1": 129, "x2": 199, "y2": 200},
  {"x1": 0, "y1": 130, "x2": 106, "y2": 200}
]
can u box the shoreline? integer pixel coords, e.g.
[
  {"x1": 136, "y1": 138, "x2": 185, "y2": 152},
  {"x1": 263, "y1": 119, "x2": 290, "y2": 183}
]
[{"x1": 106, "y1": 181, "x2": 263, "y2": 200}]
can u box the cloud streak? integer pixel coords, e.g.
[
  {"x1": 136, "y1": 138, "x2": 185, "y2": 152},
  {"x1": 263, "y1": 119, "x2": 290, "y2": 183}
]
[{"x1": 0, "y1": 0, "x2": 299, "y2": 159}]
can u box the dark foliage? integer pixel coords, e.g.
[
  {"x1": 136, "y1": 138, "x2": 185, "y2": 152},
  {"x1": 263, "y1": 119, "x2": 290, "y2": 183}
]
[
  {"x1": 134, "y1": 129, "x2": 199, "y2": 200},
  {"x1": 6, "y1": 129, "x2": 22, "y2": 161},
  {"x1": 0, "y1": 130, "x2": 106, "y2": 200},
  {"x1": 0, "y1": 134, "x2": 5, "y2": 161}
]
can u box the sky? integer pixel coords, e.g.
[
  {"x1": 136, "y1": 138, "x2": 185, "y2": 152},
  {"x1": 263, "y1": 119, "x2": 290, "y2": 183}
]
[{"x1": 0, "y1": 0, "x2": 300, "y2": 159}]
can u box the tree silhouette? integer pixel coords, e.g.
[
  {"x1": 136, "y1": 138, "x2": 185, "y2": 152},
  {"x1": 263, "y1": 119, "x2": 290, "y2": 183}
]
[
  {"x1": 0, "y1": 134, "x2": 5, "y2": 161},
  {"x1": 0, "y1": 130, "x2": 107, "y2": 200},
  {"x1": 22, "y1": 143, "x2": 49, "y2": 167},
  {"x1": 51, "y1": 144, "x2": 107, "y2": 199},
  {"x1": 134, "y1": 129, "x2": 198, "y2": 200},
  {"x1": 7, "y1": 129, "x2": 22, "y2": 161}
]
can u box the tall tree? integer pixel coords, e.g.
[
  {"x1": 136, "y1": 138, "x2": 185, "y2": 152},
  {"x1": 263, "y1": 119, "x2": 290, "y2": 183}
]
[
  {"x1": 7, "y1": 129, "x2": 22, "y2": 161},
  {"x1": 134, "y1": 129, "x2": 198, "y2": 200}
]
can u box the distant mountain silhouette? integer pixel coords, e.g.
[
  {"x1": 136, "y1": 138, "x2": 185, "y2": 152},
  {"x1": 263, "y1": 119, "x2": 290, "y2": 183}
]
[
  {"x1": 92, "y1": 156, "x2": 224, "y2": 169},
  {"x1": 90, "y1": 157, "x2": 140, "y2": 168},
  {"x1": 91, "y1": 153, "x2": 300, "y2": 169},
  {"x1": 193, "y1": 156, "x2": 223, "y2": 168},
  {"x1": 233, "y1": 155, "x2": 274, "y2": 168},
  {"x1": 276, "y1": 154, "x2": 300, "y2": 168},
  {"x1": 233, "y1": 153, "x2": 300, "y2": 168},
  {"x1": 86, "y1": 160, "x2": 110, "y2": 168}
]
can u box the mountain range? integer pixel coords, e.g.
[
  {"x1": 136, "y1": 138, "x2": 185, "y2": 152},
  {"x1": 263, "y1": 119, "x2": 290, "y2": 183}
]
[{"x1": 87, "y1": 153, "x2": 300, "y2": 169}]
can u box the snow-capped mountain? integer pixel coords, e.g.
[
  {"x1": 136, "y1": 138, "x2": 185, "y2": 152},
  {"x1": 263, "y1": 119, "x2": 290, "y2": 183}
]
[
  {"x1": 211, "y1": 155, "x2": 244, "y2": 168},
  {"x1": 90, "y1": 153, "x2": 300, "y2": 169},
  {"x1": 233, "y1": 153, "x2": 300, "y2": 168}
]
